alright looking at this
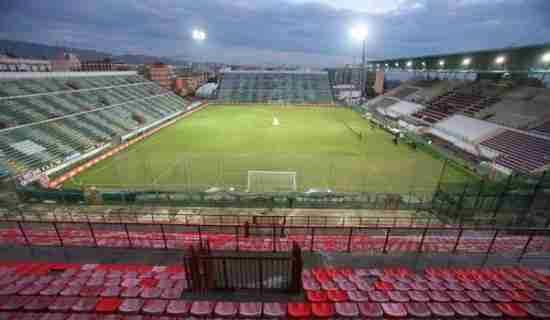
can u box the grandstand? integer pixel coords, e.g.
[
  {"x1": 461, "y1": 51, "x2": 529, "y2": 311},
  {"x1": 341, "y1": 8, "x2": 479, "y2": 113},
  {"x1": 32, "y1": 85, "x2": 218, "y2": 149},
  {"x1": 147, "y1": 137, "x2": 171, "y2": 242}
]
[
  {"x1": 216, "y1": 70, "x2": 333, "y2": 103},
  {"x1": 0, "y1": 72, "x2": 191, "y2": 176}
]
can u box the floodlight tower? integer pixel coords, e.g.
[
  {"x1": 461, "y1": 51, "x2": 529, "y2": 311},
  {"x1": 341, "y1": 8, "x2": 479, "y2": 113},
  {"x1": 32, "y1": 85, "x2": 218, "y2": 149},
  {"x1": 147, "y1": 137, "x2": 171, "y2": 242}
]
[{"x1": 351, "y1": 24, "x2": 368, "y2": 100}]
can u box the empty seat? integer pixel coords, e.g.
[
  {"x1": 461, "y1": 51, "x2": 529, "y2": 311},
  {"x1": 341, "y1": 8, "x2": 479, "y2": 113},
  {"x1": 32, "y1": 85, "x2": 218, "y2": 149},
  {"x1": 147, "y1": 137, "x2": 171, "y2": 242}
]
[
  {"x1": 288, "y1": 302, "x2": 310, "y2": 318},
  {"x1": 118, "y1": 298, "x2": 143, "y2": 314},
  {"x1": 142, "y1": 299, "x2": 167, "y2": 315},
  {"x1": 95, "y1": 298, "x2": 122, "y2": 313},
  {"x1": 190, "y1": 301, "x2": 214, "y2": 317},
  {"x1": 381, "y1": 302, "x2": 407, "y2": 317},
  {"x1": 263, "y1": 302, "x2": 286, "y2": 317},
  {"x1": 334, "y1": 302, "x2": 359, "y2": 317},
  {"x1": 166, "y1": 300, "x2": 190, "y2": 316},
  {"x1": 239, "y1": 302, "x2": 262, "y2": 318},
  {"x1": 405, "y1": 302, "x2": 431, "y2": 318}
]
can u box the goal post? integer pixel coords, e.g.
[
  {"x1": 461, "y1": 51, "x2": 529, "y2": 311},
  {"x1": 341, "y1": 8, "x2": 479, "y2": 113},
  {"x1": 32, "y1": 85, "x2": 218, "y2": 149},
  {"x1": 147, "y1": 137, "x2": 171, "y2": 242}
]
[{"x1": 247, "y1": 170, "x2": 297, "y2": 192}]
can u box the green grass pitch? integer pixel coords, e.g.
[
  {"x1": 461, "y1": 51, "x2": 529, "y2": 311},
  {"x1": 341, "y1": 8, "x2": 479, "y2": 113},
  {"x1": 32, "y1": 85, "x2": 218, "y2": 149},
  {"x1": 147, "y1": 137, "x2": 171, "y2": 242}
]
[{"x1": 65, "y1": 105, "x2": 473, "y2": 194}]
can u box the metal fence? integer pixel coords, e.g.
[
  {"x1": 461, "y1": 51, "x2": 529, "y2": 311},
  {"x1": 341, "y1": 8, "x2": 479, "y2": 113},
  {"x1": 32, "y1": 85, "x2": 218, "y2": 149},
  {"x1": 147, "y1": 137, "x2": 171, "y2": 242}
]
[{"x1": 1, "y1": 219, "x2": 549, "y2": 261}]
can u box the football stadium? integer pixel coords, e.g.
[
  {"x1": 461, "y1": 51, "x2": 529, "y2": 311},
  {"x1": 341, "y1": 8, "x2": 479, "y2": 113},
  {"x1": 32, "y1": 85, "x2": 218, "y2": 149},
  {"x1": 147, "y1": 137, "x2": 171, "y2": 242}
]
[{"x1": 1, "y1": 1, "x2": 550, "y2": 319}]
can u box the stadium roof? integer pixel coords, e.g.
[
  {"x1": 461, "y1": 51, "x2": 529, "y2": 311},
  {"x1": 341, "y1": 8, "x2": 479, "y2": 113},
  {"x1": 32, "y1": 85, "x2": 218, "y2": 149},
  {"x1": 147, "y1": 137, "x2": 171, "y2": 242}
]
[{"x1": 369, "y1": 43, "x2": 550, "y2": 72}]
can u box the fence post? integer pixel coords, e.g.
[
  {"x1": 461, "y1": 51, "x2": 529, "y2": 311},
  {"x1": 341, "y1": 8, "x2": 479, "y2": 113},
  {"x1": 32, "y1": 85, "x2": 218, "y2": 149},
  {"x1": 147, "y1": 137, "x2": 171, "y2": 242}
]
[
  {"x1": 160, "y1": 224, "x2": 168, "y2": 249},
  {"x1": 198, "y1": 225, "x2": 203, "y2": 251},
  {"x1": 518, "y1": 229, "x2": 536, "y2": 262},
  {"x1": 452, "y1": 229, "x2": 463, "y2": 253},
  {"x1": 124, "y1": 223, "x2": 132, "y2": 248},
  {"x1": 310, "y1": 228, "x2": 315, "y2": 253},
  {"x1": 486, "y1": 229, "x2": 499, "y2": 255},
  {"x1": 346, "y1": 227, "x2": 353, "y2": 253},
  {"x1": 17, "y1": 221, "x2": 30, "y2": 246},
  {"x1": 52, "y1": 222, "x2": 64, "y2": 247},
  {"x1": 383, "y1": 228, "x2": 391, "y2": 254},
  {"x1": 418, "y1": 227, "x2": 428, "y2": 253},
  {"x1": 88, "y1": 222, "x2": 98, "y2": 247},
  {"x1": 235, "y1": 225, "x2": 239, "y2": 252}
]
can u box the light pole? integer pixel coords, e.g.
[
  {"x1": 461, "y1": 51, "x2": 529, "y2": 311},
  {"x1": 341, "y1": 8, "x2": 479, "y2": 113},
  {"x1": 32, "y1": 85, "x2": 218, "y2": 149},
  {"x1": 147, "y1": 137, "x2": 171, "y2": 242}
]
[{"x1": 351, "y1": 24, "x2": 368, "y2": 100}]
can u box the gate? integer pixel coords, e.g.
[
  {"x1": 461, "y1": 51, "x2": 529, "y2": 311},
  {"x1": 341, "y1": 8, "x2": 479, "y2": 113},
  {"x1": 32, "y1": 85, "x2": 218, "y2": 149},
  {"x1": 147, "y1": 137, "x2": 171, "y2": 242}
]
[{"x1": 183, "y1": 242, "x2": 302, "y2": 294}]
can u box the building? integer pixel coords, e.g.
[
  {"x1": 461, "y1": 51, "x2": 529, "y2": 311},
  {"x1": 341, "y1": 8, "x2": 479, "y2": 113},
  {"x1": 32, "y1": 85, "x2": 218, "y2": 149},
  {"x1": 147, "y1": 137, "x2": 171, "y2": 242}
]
[
  {"x1": 0, "y1": 54, "x2": 51, "y2": 72},
  {"x1": 146, "y1": 63, "x2": 175, "y2": 89},
  {"x1": 79, "y1": 58, "x2": 113, "y2": 72},
  {"x1": 51, "y1": 52, "x2": 81, "y2": 72}
]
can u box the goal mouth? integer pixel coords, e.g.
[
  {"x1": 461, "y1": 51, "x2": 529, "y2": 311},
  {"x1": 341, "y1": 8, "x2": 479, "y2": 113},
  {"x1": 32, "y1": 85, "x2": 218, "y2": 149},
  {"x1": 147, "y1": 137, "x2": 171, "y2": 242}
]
[{"x1": 247, "y1": 170, "x2": 297, "y2": 193}]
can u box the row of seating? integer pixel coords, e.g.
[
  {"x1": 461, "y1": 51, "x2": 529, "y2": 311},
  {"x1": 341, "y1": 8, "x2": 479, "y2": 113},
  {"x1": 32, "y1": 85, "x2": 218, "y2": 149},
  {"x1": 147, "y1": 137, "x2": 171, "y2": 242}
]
[
  {"x1": 1, "y1": 262, "x2": 550, "y2": 318},
  {"x1": 531, "y1": 120, "x2": 550, "y2": 137},
  {"x1": 2, "y1": 297, "x2": 548, "y2": 318},
  {"x1": 0, "y1": 75, "x2": 144, "y2": 98},
  {"x1": 481, "y1": 129, "x2": 550, "y2": 173},
  {"x1": 0, "y1": 227, "x2": 548, "y2": 254},
  {"x1": 217, "y1": 72, "x2": 333, "y2": 103},
  {"x1": 413, "y1": 91, "x2": 499, "y2": 123},
  {"x1": 0, "y1": 74, "x2": 190, "y2": 175}
]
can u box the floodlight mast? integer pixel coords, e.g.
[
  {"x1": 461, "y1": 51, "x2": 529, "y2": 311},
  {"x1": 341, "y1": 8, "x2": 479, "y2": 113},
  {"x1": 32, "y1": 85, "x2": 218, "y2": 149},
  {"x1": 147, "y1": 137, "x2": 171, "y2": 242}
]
[{"x1": 351, "y1": 25, "x2": 368, "y2": 100}]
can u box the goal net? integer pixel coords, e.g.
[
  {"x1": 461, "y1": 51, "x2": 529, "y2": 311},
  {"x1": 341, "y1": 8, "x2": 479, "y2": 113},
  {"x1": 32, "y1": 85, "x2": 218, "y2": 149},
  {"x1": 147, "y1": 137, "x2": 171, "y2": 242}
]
[{"x1": 247, "y1": 170, "x2": 297, "y2": 193}]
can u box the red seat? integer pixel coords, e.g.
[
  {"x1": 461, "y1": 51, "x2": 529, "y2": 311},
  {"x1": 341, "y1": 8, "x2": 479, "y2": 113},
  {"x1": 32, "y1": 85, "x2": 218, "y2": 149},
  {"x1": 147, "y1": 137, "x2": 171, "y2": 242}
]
[
  {"x1": 311, "y1": 302, "x2": 334, "y2": 318},
  {"x1": 335, "y1": 302, "x2": 358, "y2": 318},
  {"x1": 263, "y1": 302, "x2": 286, "y2": 317},
  {"x1": 327, "y1": 289, "x2": 347, "y2": 302},
  {"x1": 506, "y1": 290, "x2": 531, "y2": 302},
  {"x1": 288, "y1": 302, "x2": 310, "y2": 318},
  {"x1": 79, "y1": 286, "x2": 102, "y2": 297},
  {"x1": 71, "y1": 297, "x2": 98, "y2": 312},
  {"x1": 60, "y1": 286, "x2": 81, "y2": 297},
  {"x1": 239, "y1": 302, "x2": 262, "y2": 318},
  {"x1": 427, "y1": 302, "x2": 454, "y2": 317},
  {"x1": 140, "y1": 287, "x2": 161, "y2": 299},
  {"x1": 141, "y1": 299, "x2": 166, "y2": 315},
  {"x1": 527, "y1": 290, "x2": 550, "y2": 302},
  {"x1": 306, "y1": 290, "x2": 327, "y2": 302},
  {"x1": 450, "y1": 302, "x2": 479, "y2": 317},
  {"x1": 119, "y1": 298, "x2": 144, "y2": 314},
  {"x1": 388, "y1": 290, "x2": 409, "y2": 302},
  {"x1": 49, "y1": 297, "x2": 79, "y2": 312},
  {"x1": 466, "y1": 290, "x2": 491, "y2": 302},
  {"x1": 495, "y1": 302, "x2": 528, "y2": 318},
  {"x1": 410, "y1": 281, "x2": 429, "y2": 291},
  {"x1": 302, "y1": 278, "x2": 320, "y2": 291},
  {"x1": 473, "y1": 302, "x2": 503, "y2": 317},
  {"x1": 38, "y1": 314, "x2": 68, "y2": 320},
  {"x1": 408, "y1": 290, "x2": 430, "y2": 302},
  {"x1": 405, "y1": 302, "x2": 431, "y2": 318},
  {"x1": 166, "y1": 300, "x2": 190, "y2": 316},
  {"x1": 368, "y1": 290, "x2": 389, "y2": 302},
  {"x1": 374, "y1": 281, "x2": 394, "y2": 290},
  {"x1": 24, "y1": 296, "x2": 55, "y2": 311},
  {"x1": 100, "y1": 286, "x2": 122, "y2": 297},
  {"x1": 347, "y1": 290, "x2": 368, "y2": 302},
  {"x1": 19, "y1": 284, "x2": 47, "y2": 295},
  {"x1": 119, "y1": 283, "x2": 141, "y2": 296},
  {"x1": 447, "y1": 290, "x2": 470, "y2": 302},
  {"x1": 381, "y1": 302, "x2": 407, "y2": 317},
  {"x1": 214, "y1": 302, "x2": 237, "y2": 317},
  {"x1": 358, "y1": 302, "x2": 383, "y2": 318},
  {"x1": 487, "y1": 290, "x2": 512, "y2": 302},
  {"x1": 190, "y1": 301, "x2": 214, "y2": 317},
  {"x1": 95, "y1": 298, "x2": 122, "y2": 313},
  {"x1": 428, "y1": 290, "x2": 451, "y2": 302},
  {"x1": 160, "y1": 287, "x2": 183, "y2": 299}
]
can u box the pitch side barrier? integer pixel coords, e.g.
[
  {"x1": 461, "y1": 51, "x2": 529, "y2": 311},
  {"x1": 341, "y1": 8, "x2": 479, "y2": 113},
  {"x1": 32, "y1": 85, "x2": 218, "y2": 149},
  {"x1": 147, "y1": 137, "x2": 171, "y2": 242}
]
[{"x1": 0, "y1": 219, "x2": 548, "y2": 261}]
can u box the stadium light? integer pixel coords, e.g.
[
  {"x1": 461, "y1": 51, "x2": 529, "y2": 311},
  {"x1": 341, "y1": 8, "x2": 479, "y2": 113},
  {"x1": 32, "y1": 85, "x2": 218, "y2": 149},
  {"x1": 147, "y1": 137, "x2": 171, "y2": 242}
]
[
  {"x1": 406, "y1": 61, "x2": 413, "y2": 68},
  {"x1": 421, "y1": 61, "x2": 426, "y2": 67},
  {"x1": 542, "y1": 52, "x2": 550, "y2": 63},
  {"x1": 192, "y1": 29, "x2": 207, "y2": 41},
  {"x1": 350, "y1": 24, "x2": 368, "y2": 100},
  {"x1": 439, "y1": 60, "x2": 445, "y2": 67},
  {"x1": 395, "y1": 62, "x2": 399, "y2": 67},
  {"x1": 495, "y1": 56, "x2": 506, "y2": 65},
  {"x1": 350, "y1": 24, "x2": 368, "y2": 41},
  {"x1": 462, "y1": 58, "x2": 472, "y2": 67},
  {"x1": 385, "y1": 63, "x2": 389, "y2": 68}
]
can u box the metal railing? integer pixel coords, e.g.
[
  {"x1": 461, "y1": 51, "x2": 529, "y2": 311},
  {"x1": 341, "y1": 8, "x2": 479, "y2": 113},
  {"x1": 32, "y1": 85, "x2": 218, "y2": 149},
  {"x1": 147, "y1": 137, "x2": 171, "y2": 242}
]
[{"x1": 1, "y1": 219, "x2": 549, "y2": 261}]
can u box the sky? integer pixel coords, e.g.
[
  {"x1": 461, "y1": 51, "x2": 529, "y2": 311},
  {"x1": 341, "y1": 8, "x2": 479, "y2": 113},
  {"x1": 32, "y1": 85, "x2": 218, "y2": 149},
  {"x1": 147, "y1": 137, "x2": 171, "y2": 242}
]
[{"x1": 0, "y1": 0, "x2": 549, "y2": 67}]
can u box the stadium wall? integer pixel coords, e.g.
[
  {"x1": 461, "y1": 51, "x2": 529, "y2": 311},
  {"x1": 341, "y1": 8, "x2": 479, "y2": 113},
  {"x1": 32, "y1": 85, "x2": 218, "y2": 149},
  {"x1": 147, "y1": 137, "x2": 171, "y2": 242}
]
[{"x1": 47, "y1": 101, "x2": 208, "y2": 188}]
